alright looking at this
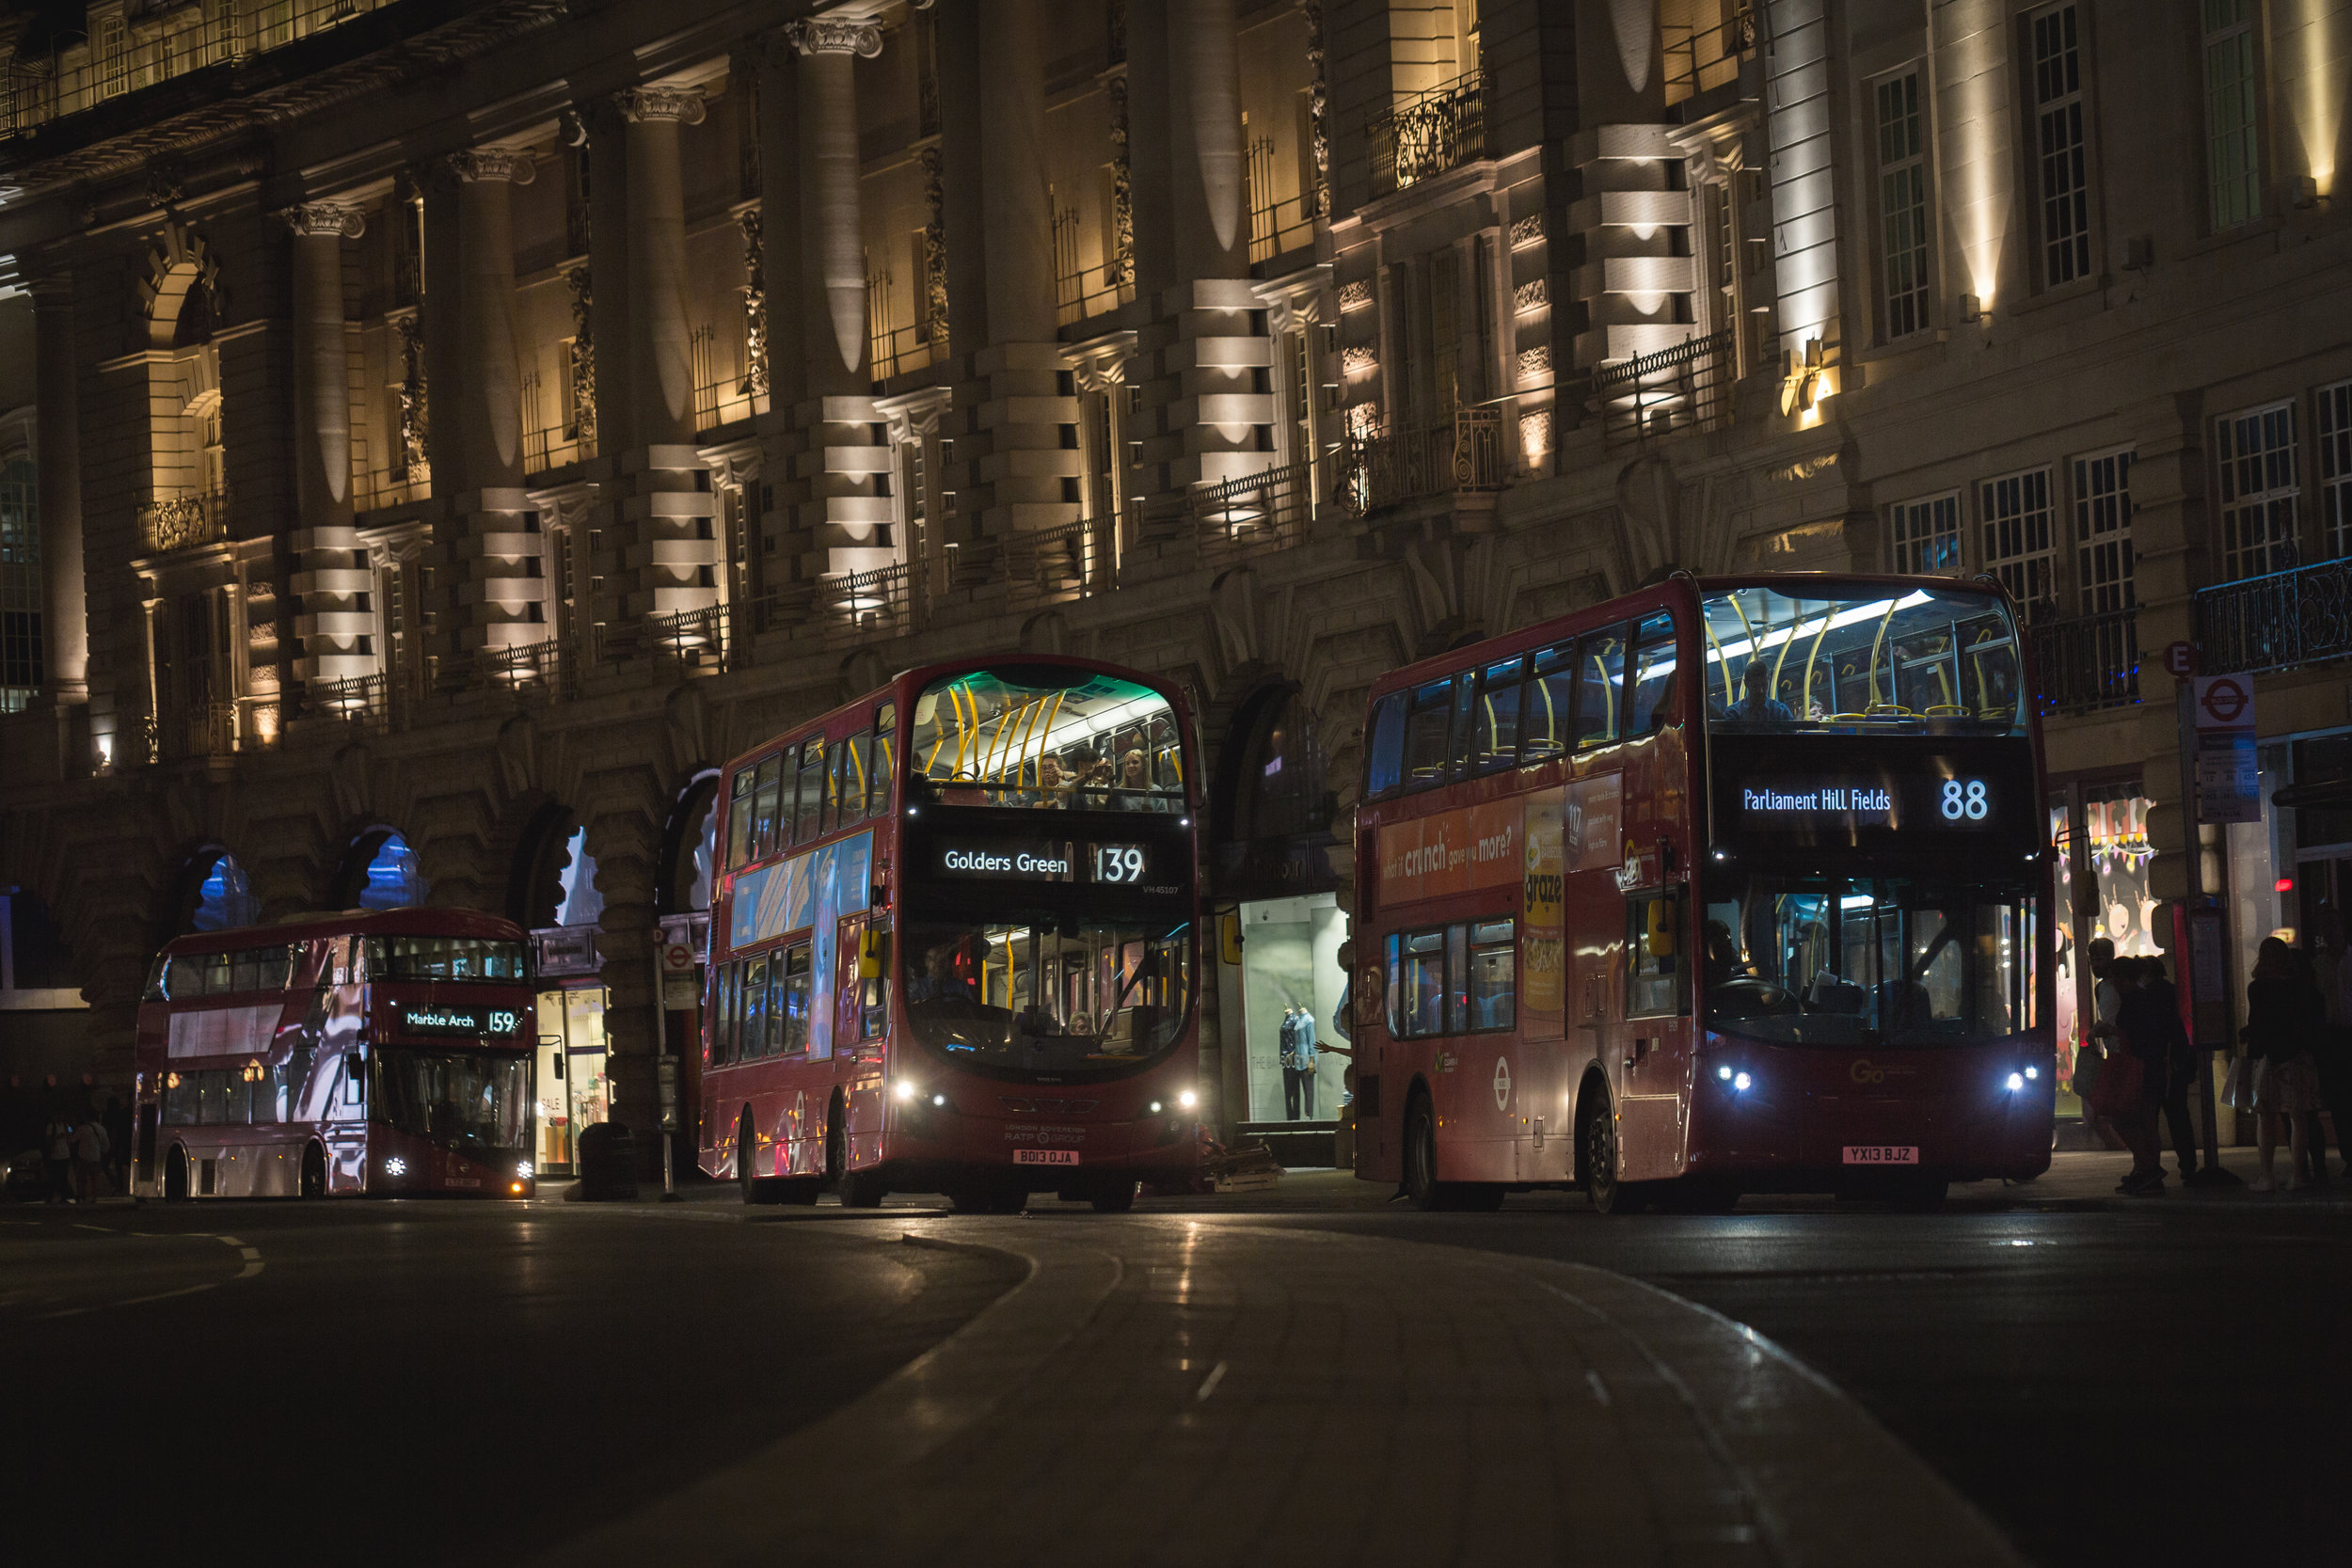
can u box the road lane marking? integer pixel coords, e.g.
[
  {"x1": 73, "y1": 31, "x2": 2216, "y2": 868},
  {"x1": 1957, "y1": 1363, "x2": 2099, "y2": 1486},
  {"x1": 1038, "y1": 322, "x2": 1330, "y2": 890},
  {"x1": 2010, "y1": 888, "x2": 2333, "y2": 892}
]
[
  {"x1": 30, "y1": 1230, "x2": 264, "y2": 1319},
  {"x1": 1586, "y1": 1369, "x2": 1613, "y2": 1406},
  {"x1": 1193, "y1": 1359, "x2": 1228, "y2": 1402}
]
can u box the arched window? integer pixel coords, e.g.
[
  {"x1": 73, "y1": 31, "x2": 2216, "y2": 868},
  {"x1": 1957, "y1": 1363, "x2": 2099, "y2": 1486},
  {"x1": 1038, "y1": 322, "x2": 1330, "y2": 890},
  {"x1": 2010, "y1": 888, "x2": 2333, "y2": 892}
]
[
  {"x1": 661, "y1": 776, "x2": 720, "y2": 916},
  {"x1": 186, "y1": 852, "x2": 258, "y2": 933},
  {"x1": 555, "y1": 829, "x2": 602, "y2": 927},
  {"x1": 342, "y1": 831, "x2": 429, "y2": 911}
]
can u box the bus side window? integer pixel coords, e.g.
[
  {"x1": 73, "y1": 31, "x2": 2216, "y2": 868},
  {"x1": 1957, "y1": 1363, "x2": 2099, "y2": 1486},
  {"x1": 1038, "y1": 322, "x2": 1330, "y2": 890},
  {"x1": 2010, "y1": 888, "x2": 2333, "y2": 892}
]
[
  {"x1": 343, "y1": 1054, "x2": 366, "y2": 1108},
  {"x1": 1397, "y1": 929, "x2": 1445, "y2": 1037},
  {"x1": 1575, "y1": 630, "x2": 1625, "y2": 748},
  {"x1": 861, "y1": 926, "x2": 891, "y2": 1038},
  {"x1": 167, "y1": 955, "x2": 205, "y2": 1000},
  {"x1": 204, "y1": 952, "x2": 233, "y2": 994},
  {"x1": 873, "y1": 704, "x2": 898, "y2": 814},
  {"x1": 768, "y1": 954, "x2": 792, "y2": 1057},
  {"x1": 1446, "y1": 924, "x2": 1470, "y2": 1033},
  {"x1": 1627, "y1": 890, "x2": 1689, "y2": 1018},
  {"x1": 1402, "y1": 678, "x2": 1454, "y2": 791},
  {"x1": 1627, "y1": 612, "x2": 1679, "y2": 736},
  {"x1": 728, "y1": 766, "x2": 757, "y2": 868},
  {"x1": 1471, "y1": 657, "x2": 1524, "y2": 772},
  {"x1": 741, "y1": 956, "x2": 770, "y2": 1059},
  {"x1": 1522, "y1": 645, "x2": 1574, "y2": 763},
  {"x1": 164, "y1": 1073, "x2": 197, "y2": 1125},
  {"x1": 782, "y1": 945, "x2": 814, "y2": 1053},
  {"x1": 796, "y1": 739, "x2": 827, "y2": 844},
  {"x1": 750, "y1": 754, "x2": 784, "y2": 860},
  {"x1": 845, "y1": 720, "x2": 876, "y2": 822},
  {"x1": 1446, "y1": 675, "x2": 1478, "y2": 781},
  {"x1": 1384, "y1": 933, "x2": 1402, "y2": 1035},
  {"x1": 1365, "y1": 692, "x2": 1406, "y2": 799},
  {"x1": 143, "y1": 956, "x2": 171, "y2": 1002},
  {"x1": 711, "y1": 961, "x2": 733, "y2": 1065},
  {"x1": 1467, "y1": 918, "x2": 1517, "y2": 1029}
]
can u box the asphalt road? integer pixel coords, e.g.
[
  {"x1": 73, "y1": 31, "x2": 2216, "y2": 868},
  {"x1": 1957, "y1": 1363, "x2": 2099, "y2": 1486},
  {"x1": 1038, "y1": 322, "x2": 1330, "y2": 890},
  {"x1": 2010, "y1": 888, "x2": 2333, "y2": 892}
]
[{"x1": 6, "y1": 1162, "x2": 2344, "y2": 1568}]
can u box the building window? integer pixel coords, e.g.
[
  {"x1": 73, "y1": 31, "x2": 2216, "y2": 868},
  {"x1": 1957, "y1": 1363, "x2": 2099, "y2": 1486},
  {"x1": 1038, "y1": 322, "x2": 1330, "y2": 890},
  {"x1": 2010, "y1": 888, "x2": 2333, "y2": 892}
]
[
  {"x1": 2317, "y1": 380, "x2": 2352, "y2": 561},
  {"x1": 2030, "y1": 4, "x2": 2092, "y2": 287},
  {"x1": 0, "y1": 457, "x2": 40, "y2": 712},
  {"x1": 2216, "y1": 402, "x2": 2301, "y2": 580},
  {"x1": 1874, "y1": 71, "x2": 1933, "y2": 340},
  {"x1": 1890, "y1": 493, "x2": 1963, "y2": 574},
  {"x1": 2202, "y1": 0, "x2": 2262, "y2": 230},
  {"x1": 2072, "y1": 448, "x2": 2136, "y2": 614},
  {"x1": 1980, "y1": 468, "x2": 2058, "y2": 616}
]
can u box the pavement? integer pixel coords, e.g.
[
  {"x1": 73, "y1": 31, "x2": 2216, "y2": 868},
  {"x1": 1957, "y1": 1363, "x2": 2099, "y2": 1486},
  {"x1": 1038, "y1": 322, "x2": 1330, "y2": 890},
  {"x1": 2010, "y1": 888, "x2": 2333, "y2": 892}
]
[{"x1": 7, "y1": 1140, "x2": 2345, "y2": 1568}]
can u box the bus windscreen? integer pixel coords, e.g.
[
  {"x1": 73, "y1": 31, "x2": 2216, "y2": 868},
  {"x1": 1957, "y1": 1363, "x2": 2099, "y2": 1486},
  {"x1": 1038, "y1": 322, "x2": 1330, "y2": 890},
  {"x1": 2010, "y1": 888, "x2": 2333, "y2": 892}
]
[
  {"x1": 909, "y1": 667, "x2": 1184, "y2": 812},
  {"x1": 902, "y1": 917, "x2": 1193, "y2": 1075},
  {"x1": 1700, "y1": 584, "x2": 2026, "y2": 734}
]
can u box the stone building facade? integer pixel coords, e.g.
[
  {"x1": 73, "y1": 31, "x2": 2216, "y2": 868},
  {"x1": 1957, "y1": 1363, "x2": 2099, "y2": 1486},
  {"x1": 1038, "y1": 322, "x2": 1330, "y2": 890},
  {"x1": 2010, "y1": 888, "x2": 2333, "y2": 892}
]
[{"x1": 2, "y1": 0, "x2": 2348, "y2": 1158}]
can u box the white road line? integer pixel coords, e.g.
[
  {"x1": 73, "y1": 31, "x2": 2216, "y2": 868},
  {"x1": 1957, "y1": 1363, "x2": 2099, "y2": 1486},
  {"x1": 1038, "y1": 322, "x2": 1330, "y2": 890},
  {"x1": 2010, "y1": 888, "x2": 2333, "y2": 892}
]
[
  {"x1": 1586, "y1": 1369, "x2": 1613, "y2": 1406},
  {"x1": 28, "y1": 1230, "x2": 265, "y2": 1319},
  {"x1": 1194, "y1": 1359, "x2": 1228, "y2": 1402}
]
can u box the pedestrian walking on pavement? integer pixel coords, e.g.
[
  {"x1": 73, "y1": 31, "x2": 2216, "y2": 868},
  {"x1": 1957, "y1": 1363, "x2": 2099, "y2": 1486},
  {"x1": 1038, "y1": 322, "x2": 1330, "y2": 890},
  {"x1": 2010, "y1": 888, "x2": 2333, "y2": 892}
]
[
  {"x1": 43, "y1": 1114, "x2": 75, "y2": 1204},
  {"x1": 72, "y1": 1116, "x2": 109, "y2": 1205},
  {"x1": 2245, "y1": 936, "x2": 2328, "y2": 1193},
  {"x1": 2118, "y1": 957, "x2": 2199, "y2": 1190}
]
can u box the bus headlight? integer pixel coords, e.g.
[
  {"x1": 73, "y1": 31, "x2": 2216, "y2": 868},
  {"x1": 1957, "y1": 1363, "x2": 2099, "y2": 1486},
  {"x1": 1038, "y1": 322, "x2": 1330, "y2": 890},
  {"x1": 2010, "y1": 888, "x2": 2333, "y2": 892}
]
[
  {"x1": 1149, "y1": 1101, "x2": 1164, "y2": 1115},
  {"x1": 2005, "y1": 1071, "x2": 2026, "y2": 1093},
  {"x1": 516, "y1": 1161, "x2": 534, "y2": 1179},
  {"x1": 2025, "y1": 1066, "x2": 2040, "y2": 1080},
  {"x1": 1733, "y1": 1071, "x2": 1752, "y2": 1093},
  {"x1": 931, "y1": 1093, "x2": 947, "y2": 1108},
  {"x1": 383, "y1": 1156, "x2": 407, "y2": 1177},
  {"x1": 894, "y1": 1081, "x2": 917, "y2": 1102},
  {"x1": 1178, "y1": 1089, "x2": 1199, "y2": 1110}
]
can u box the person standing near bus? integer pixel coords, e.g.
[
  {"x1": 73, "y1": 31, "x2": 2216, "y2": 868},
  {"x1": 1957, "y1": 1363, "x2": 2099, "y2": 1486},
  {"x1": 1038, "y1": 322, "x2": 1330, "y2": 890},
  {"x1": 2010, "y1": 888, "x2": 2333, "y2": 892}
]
[
  {"x1": 2244, "y1": 937, "x2": 2327, "y2": 1193},
  {"x1": 2119, "y1": 957, "x2": 2198, "y2": 1190}
]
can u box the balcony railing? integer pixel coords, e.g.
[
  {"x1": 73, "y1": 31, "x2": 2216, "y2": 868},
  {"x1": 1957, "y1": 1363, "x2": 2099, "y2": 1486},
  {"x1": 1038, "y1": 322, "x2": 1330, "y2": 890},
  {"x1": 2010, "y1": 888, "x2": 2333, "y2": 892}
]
[
  {"x1": 2029, "y1": 606, "x2": 2141, "y2": 716},
  {"x1": 356, "y1": 466, "x2": 431, "y2": 513},
  {"x1": 1662, "y1": 4, "x2": 1758, "y2": 106},
  {"x1": 1591, "y1": 330, "x2": 1737, "y2": 450},
  {"x1": 1338, "y1": 409, "x2": 1506, "y2": 517},
  {"x1": 645, "y1": 603, "x2": 732, "y2": 674},
  {"x1": 479, "y1": 635, "x2": 570, "y2": 700},
  {"x1": 289, "y1": 673, "x2": 395, "y2": 731},
  {"x1": 2199, "y1": 556, "x2": 2352, "y2": 677},
  {"x1": 1369, "y1": 70, "x2": 1491, "y2": 198},
  {"x1": 1007, "y1": 520, "x2": 1106, "y2": 610},
  {"x1": 138, "y1": 487, "x2": 229, "y2": 554},
  {"x1": 523, "y1": 421, "x2": 596, "y2": 476},
  {"x1": 1, "y1": 0, "x2": 401, "y2": 141},
  {"x1": 1246, "y1": 137, "x2": 1321, "y2": 263},
  {"x1": 156, "y1": 700, "x2": 239, "y2": 761},
  {"x1": 818, "y1": 563, "x2": 914, "y2": 650},
  {"x1": 1189, "y1": 460, "x2": 1315, "y2": 568}
]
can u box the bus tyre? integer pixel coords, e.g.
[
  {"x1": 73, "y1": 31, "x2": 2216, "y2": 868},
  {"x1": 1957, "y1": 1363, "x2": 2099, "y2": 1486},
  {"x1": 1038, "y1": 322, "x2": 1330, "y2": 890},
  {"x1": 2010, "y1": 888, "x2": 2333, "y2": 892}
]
[
  {"x1": 299, "y1": 1145, "x2": 326, "y2": 1199},
  {"x1": 738, "y1": 1116, "x2": 781, "y2": 1206},
  {"x1": 1091, "y1": 1179, "x2": 1138, "y2": 1213},
  {"x1": 1403, "y1": 1092, "x2": 1442, "y2": 1212},
  {"x1": 1581, "y1": 1088, "x2": 1647, "y2": 1215},
  {"x1": 838, "y1": 1169, "x2": 886, "y2": 1209},
  {"x1": 164, "y1": 1146, "x2": 190, "y2": 1202}
]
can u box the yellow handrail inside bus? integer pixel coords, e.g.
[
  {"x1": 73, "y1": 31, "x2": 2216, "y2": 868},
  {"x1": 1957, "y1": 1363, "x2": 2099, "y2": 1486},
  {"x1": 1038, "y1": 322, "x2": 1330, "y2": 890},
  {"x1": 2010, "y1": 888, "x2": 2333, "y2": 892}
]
[
  {"x1": 1700, "y1": 614, "x2": 1736, "y2": 709},
  {"x1": 1867, "y1": 598, "x2": 1901, "y2": 708},
  {"x1": 1590, "y1": 642, "x2": 1618, "y2": 737},
  {"x1": 1723, "y1": 593, "x2": 1761, "y2": 706},
  {"x1": 1802, "y1": 607, "x2": 1836, "y2": 717}
]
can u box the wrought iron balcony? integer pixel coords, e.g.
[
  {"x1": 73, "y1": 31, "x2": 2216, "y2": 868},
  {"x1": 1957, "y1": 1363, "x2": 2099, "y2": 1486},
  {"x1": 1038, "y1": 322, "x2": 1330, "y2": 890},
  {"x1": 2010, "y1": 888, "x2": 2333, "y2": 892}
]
[
  {"x1": 1007, "y1": 520, "x2": 1107, "y2": 610},
  {"x1": 1662, "y1": 3, "x2": 1759, "y2": 105},
  {"x1": 2028, "y1": 606, "x2": 2140, "y2": 716},
  {"x1": 1369, "y1": 70, "x2": 1491, "y2": 198},
  {"x1": 1590, "y1": 331, "x2": 1737, "y2": 450},
  {"x1": 1337, "y1": 409, "x2": 1506, "y2": 518},
  {"x1": 138, "y1": 487, "x2": 229, "y2": 555},
  {"x1": 2198, "y1": 555, "x2": 2352, "y2": 676},
  {"x1": 1189, "y1": 460, "x2": 1315, "y2": 568}
]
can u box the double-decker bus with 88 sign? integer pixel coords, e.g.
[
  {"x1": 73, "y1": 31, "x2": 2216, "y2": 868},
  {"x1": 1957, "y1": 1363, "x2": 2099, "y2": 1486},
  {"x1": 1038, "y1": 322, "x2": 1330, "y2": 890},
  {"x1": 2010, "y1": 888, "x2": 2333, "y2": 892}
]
[
  {"x1": 131, "y1": 910, "x2": 538, "y2": 1199},
  {"x1": 701, "y1": 657, "x2": 1202, "y2": 1212},
  {"x1": 1350, "y1": 574, "x2": 2054, "y2": 1212}
]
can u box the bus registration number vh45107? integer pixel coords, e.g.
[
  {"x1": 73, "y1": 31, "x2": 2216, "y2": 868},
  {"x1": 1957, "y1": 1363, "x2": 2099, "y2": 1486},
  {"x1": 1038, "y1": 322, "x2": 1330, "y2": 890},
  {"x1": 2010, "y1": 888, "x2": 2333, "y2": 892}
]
[
  {"x1": 1012, "y1": 1148, "x2": 1080, "y2": 1165},
  {"x1": 1842, "y1": 1146, "x2": 1919, "y2": 1164}
]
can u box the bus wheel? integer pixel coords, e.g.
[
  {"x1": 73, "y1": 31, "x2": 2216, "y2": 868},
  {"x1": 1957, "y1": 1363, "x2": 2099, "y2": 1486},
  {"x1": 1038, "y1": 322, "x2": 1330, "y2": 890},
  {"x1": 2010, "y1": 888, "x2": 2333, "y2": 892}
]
[
  {"x1": 839, "y1": 1169, "x2": 886, "y2": 1209},
  {"x1": 1090, "y1": 1180, "x2": 1138, "y2": 1213},
  {"x1": 1403, "y1": 1092, "x2": 1442, "y2": 1211},
  {"x1": 737, "y1": 1115, "x2": 777, "y2": 1206},
  {"x1": 164, "y1": 1147, "x2": 190, "y2": 1202},
  {"x1": 299, "y1": 1145, "x2": 327, "y2": 1199},
  {"x1": 1581, "y1": 1090, "x2": 1647, "y2": 1215}
]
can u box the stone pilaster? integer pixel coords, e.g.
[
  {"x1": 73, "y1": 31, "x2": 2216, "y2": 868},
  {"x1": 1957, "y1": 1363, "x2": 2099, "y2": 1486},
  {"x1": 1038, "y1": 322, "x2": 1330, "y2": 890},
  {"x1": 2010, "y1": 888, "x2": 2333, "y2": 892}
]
[
  {"x1": 786, "y1": 18, "x2": 891, "y2": 581},
  {"x1": 279, "y1": 203, "x2": 374, "y2": 683},
  {"x1": 29, "y1": 278, "x2": 88, "y2": 704}
]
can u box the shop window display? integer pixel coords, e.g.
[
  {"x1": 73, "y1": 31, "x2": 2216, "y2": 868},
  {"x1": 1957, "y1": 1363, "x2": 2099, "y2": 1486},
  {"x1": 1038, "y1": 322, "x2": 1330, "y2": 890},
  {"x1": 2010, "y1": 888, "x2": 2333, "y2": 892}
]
[
  {"x1": 533, "y1": 984, "x2": 609, "y2": 1174},
  {"x1": 1238, "y1": 893, "x2": 1349, "y2": 1125},
  {"x1": 2050, "y1": 786, "x2": 2156, "y2": 1117}
]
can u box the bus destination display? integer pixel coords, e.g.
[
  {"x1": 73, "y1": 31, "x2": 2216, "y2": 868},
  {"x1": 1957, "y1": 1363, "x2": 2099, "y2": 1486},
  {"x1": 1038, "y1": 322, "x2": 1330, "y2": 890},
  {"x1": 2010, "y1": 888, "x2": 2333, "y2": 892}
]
[
  {"x1": 933, "y1": 840, "x2": 1152, "y2": 884},
  {"x1": 395, "y1": 1003, "x2": 526, "y2": 1037},
  {"x1": 1735, "y1": 773, "x2": 1997, "y2": 832}
]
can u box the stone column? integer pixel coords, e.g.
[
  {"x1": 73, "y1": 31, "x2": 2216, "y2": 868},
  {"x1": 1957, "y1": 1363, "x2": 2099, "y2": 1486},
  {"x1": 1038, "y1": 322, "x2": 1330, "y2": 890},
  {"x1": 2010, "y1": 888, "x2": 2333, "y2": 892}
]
[
  {"x1": 616, "y1": 86, "x2": 704, "y2": 447},
  {"x1": 279, "y1": 203, "x2": 373, "y2": 685},
  {"x1": 442, "y1": 150, "x2": 546, "y2": 654},
  {"x1": 29, "y1": 279, "x2": 87, "y2": 701},
  {"x1": 977, "y1": 0, "x2": 1056, "y2": 343}
]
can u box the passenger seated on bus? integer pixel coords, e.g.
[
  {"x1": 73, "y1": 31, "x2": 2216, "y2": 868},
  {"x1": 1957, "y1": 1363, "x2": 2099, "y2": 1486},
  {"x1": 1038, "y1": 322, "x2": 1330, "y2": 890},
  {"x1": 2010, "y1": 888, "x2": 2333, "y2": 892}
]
[
  {"x1": 1874, "y1": 925, "x2": 1957, "y2": 1031},
  {"x1": 1107, "y1": 750, "x2": 1172, "y2": 812},
  {"x1": 1013, "y1": 754, "x2": 1075, "y2": 809},
  {"x1": 1717, "y1": 660, "x2": 1794, "y2": 725},
  {"x1": 1704, "y1": 921, "x2": 1741, "y2": 988}
]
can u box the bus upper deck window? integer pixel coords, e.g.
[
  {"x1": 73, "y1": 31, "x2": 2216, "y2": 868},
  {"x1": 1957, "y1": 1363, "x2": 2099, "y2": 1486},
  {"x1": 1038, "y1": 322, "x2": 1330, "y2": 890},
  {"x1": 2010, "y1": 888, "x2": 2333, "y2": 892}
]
[
  {"x1": 845, "y1": 721, "x2": 877, "y2": 821},
  {"x1": 873, "y1": 704, "x2": 898, "y2": 808},
  {"x1": 728, "y1": 766, "x2": 757, "y2": 868},
  {"x1": 1627, "y1": 612, "x2": 1679, "y2": 736},
  {"x1": 1402, "y1": 679, "x2": 1454, "y2": 791},
  {"x1": 1471, "y1": 657, "x2": 1523, "y2": 773},
  {"x1": 795, "y1": 739, "x2": 827, "y2": 843},
  {"x1": 750, "y1": 753, "x2": 785, "y2": 860},
  {"x1": 1522, "y1": 646, "x2": 1575, "y2": 762},
  {"x1": 1365, "y1": 692, "x2": 1406, "y2": 799},
  {"x1": 1575, "y1": 631, "x2": 1625, "y2": 748}
]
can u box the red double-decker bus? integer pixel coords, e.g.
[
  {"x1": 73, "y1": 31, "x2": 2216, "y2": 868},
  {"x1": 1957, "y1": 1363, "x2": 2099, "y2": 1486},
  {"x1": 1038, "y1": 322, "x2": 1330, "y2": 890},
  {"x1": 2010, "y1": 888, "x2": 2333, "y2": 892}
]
[
  {"x1": 700, "y1": 657, "x2": 1202, "y2": 1212},
  {"x1": 131, "y1": 911, "x2": 538, "y2": 1199},
  {"x1": 1351, "y1": 574, "x2": 2054, "y2": 1212}
]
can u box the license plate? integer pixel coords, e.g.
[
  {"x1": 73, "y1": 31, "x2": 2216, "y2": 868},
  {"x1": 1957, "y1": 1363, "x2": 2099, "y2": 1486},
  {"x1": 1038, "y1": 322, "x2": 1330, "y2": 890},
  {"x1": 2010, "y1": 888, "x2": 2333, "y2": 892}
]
[
  {"x1": 1012, "y1": 1149, "x2": 1079, "y2": 1166},
  {"x1": 1842, "y1": 1145, "x2": 1919, "y2": 1165},
  {"x1": 446, "y1": 1177, "x2": 482, "y2": 1188}
]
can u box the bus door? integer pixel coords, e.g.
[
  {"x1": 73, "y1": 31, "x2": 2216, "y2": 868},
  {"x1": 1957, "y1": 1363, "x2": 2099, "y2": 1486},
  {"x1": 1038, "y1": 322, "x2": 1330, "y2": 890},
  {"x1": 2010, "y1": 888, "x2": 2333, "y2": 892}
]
[
  {"x1": 1520, "y1": 792, "x2": 1569, "y2": 1180},
  {"x1": 325, "y1": 1046, "x2": 370, "y2": 1191},
  {"x1": 1619, "y1": 880, "x2": 1692, "y2": 1181},
  {"x1": 1564, "y1": 770, "x2": 1625, "y2": 1150},
  {"x1": 839, "y1": 912, "x2": 886, "y2": 1167}
]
